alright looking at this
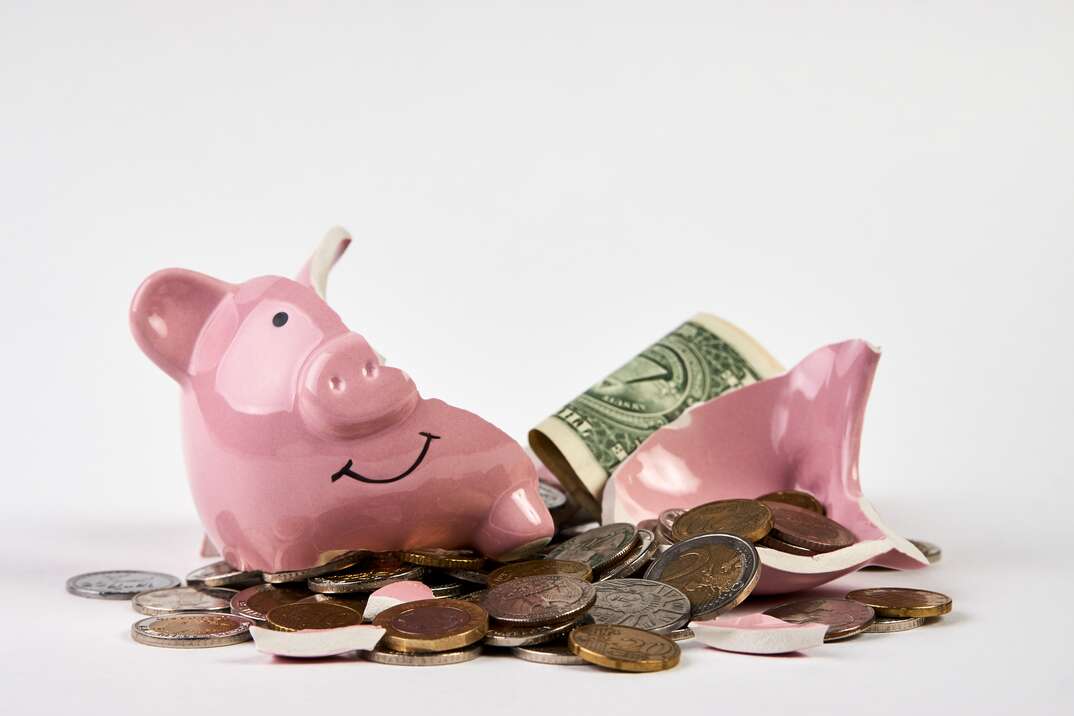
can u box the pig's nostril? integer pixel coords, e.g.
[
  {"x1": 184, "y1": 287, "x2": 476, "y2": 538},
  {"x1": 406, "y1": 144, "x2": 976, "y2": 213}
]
[
  {"x1": 362, "y1": 361, "x2": 379, "y2": 379},
  {"x1": 329, "y1": 376, "x2": 346, "y2": 393}
]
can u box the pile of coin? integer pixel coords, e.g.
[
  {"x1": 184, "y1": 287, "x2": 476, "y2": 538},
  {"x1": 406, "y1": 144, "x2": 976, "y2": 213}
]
[{"x1": 67, "y1": 488, "x2": 951, "y2": 669}]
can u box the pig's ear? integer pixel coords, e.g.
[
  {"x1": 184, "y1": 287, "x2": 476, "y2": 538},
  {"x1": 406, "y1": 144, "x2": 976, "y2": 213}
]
[
  {"x1": 296, "y1": 226, "x2": 352, "y2": 300},
  {"x1": 130, "y1": 269, "x2": 232, "y2": 382}
]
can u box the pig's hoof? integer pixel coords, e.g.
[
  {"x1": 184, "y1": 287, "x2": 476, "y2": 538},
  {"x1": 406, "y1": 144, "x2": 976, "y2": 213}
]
[{"x1": 492, "y1": 537, "x2": 551, "y2": 563}]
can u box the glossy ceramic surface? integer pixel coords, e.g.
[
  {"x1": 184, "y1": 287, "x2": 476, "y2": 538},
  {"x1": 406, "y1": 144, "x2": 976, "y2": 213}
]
[
  {"x1": 602, "y1": 340, "x2": 927, "y2": 594},
  {"x1": 131, "y1": 228, "x2": 553, "y2": 572}
]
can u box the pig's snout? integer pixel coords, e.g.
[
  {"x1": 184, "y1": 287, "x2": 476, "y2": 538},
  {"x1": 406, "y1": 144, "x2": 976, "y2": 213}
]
[{"x1": 298, "y1": 333, "x2": 419, "y2": 439}]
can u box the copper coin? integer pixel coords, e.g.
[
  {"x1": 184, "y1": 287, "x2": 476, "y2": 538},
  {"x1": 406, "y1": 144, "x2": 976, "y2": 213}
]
[
  {"x1": 483, "y1": 575, "x2": 596, "y2": 627},
  {"x1": 644, "y1": 534, "x2": 760, "y2": 620},
  {"x1": 759, "y1": 534, "x2": 818, "y2": 556},
  {"x1": 488, "y1": 559, "x2": 593, "y2": 587},
  {"x1": 758, "y1": 490, "x2": 826, "y2": 515},
  {"x1": 763, "y1": 598, "x2": 875, "y2": 641},
  {"x1": 846, "y1": 588, "x2": 952, "y2": 618},
  {"x1": 373, "y1": 598, "x2": 488, "y2": 653},
  {"x1": 546, "y1": 524, "x2": 638, "y2": 571},
  {"x1": 230, "y1": 584, "x2": 310, "y2": 622},
  {"x1": 265, "y1": 601, "x2": 364, "y2": 631},
  {"x1": 671, "y1": 499, "x2": 773, "y2": 543},
  {"x1": 765, "y1": 501, "x2": 857, "y2": 553}
]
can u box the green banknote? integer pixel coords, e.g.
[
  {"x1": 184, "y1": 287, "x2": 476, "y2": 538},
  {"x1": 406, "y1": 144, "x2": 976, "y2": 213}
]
[{"x1": 530, "y1": 313, "x2": 783, "y2": 516}]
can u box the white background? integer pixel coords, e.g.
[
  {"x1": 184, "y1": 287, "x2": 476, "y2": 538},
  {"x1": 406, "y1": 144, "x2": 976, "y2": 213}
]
[{"x1": 2, "y1": 2, "x2": 1071, "y2": 713}]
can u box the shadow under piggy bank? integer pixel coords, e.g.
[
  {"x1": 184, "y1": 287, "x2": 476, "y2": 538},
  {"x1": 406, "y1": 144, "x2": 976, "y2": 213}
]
[{"x1": 602, "y1": 339, "x2": 928, "y2": 594}]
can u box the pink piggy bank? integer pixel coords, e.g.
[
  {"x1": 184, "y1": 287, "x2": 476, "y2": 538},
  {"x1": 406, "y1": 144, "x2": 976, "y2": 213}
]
[{"x1": 130, "y1": 228, "x2": 553, "y2": 572}]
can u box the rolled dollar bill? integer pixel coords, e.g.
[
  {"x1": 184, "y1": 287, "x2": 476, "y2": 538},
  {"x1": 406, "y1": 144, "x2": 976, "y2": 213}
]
[{"x1": 529, "y1": 313, "x2": 784, "y2": 517}]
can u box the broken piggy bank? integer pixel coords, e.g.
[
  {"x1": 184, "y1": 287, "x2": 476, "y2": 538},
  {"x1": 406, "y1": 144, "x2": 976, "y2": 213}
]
[{"x1": 130, "y1": 228, "x2": 553, "y2": 572}]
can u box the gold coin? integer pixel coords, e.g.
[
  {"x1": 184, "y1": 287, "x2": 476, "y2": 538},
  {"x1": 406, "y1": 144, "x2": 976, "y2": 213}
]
[
  {"x1": 373, "y1": 598, "x2": 488, "y2": 653},
  {"x1": 568, "y1": 624, "x2": 680, "y2": 672},
  {"x1": 399, "y1": 548, "x2": 486, "y2": 570},
  {"x1": 671, "y1": 499, "x2": 773, "y2": 543},
  {"x1": 487, "y1": 559, "x2": 593, "y2": 587},
  {"x1": 265, "y1": 601, "x2": 364, "y2": 631},
  {"x1": 846, "y1": 588, "x2": 952, "y2": 618},
  {"x1": 758, "y1": 490, "x2": 826, "y2": 515}
]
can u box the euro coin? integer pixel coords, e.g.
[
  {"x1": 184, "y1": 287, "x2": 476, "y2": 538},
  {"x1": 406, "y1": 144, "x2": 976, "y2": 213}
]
[
  {"x1": 487, "y1": 559, "x2": 592, "y2": 587},
  {"x1": 132, "y1": 587, "x2": 236, "y2": 616},
  {"x1": 644, "y1": 534, "x2": 760, "y2": 619},
  {"x1": 569, "y1": 624, "x2": 680, "y2": 672},
  {"x1": 484, "y1": 615, "x2": 581, "y2": 647},
  {"x1": 265, "y1": 601, "x2": 363, "y2": 631},
  {"x1": 483, "y1": 575, "x2": 596, "y2": 627},
  {"x1": 185, "y1": 561, "x2": 261, "y2": 589},
  {"x1": 373, "y1": 598, "x2": 488, "y2": 653},
  {"x1": 758, "y1": 490, "x2": 826, "y2": 515},
  {"x1": 400, "y1": 548, "x2": 485, "y2": 570},
  {"x1": 759, "y1": 534, "x2": 817, "y2": 556},
  {"x1": 764, "y1": 598, "x2": 875, "y2": 641},
  {"x1": 131, "y1": 613, "x2": 251, "y2": 648},
  {"x1": 262, "y1": 551, "x2": 365, "y2": 584},
  {"x1": 229, "y1": 584, "x2": 310, "y2": 622},
  {"x1": 671, "y1": 499, "x2": 773, "y2": 544},
  {"x1": 765, "y1": 501, "x2": 857, "y2": 553},
  {"x1": 910, "y1": 539, "x2": 942, "y2": 564},
  {"x1": 846, "y1": 588, "x2": 952, "y2": 618}
]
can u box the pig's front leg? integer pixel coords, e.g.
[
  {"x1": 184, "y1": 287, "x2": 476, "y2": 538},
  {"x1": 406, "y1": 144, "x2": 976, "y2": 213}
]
[{"x1": 472, "y1": 482, "x2": 554, "y2": 562}]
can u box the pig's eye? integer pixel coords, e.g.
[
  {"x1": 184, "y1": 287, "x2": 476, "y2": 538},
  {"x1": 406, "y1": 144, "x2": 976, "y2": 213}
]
[{"x1": 272, "y1": 311, "x2": 289, "y2": 327}]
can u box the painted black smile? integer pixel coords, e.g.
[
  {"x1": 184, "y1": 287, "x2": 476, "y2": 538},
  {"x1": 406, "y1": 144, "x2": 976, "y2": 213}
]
[{"x1": 330, "y1": 432, "x2": 441, "y2": 484}]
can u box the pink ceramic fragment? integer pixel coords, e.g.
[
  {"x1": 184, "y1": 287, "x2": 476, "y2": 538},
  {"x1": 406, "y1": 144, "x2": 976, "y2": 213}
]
[
  {"x1": 602, "y1": 340, "x2": 927, "y2": 594},
  {"x1": 691, "y1": 613, "x2": 827, "y2": 654},
  {"x1": 130, "y1": 228, "x2": 553, "y2": 572},
  {"x1": 363, "y1": 581, "x2": 436, "y2": 621},
  {"x1": 250, "y1": 624, "x2": 385, "y2": 658}
]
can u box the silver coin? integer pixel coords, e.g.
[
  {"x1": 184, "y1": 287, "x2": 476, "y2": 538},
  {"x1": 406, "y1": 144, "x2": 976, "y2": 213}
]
[
  {"x1": 657, "y1": 508, "x2": 685, "y2": 543},
  {"x1": 446, "y1": 569, "x2": 489, "y2": 585},
  {"x1": 865, "y1": 616, "x2": 927, "y2": 634},
  {"x1": 307, "y1": 561, "x2": 423, "y2": 594},
  {"x1": 132, "y1": 587, "x2": 236, "y2": 616},
  {"x1": 546, "y1": 523, "x2": 638, "y2": 571},
  {"x1": 131, "y1": 612, "x2": 251, "y2": 648},
  {"x1": 666, "y1": 627, "x2": 695, "y2": 641},
  {"x1": 185, "y1": 561, "x2": 261, "y2": 588},
  {"x1": 363, "y1": 643, "x2": 482, "y2": 666},
  {"x1": 66, "y1": 570, "x2": 180, "y2": 600},
  {"x1": 588, "y1": 578, "x2": 691, "y2": 634},
  {"x1": 597, "y1": 529, "x2": 659, "y2": 580},
  {"x1": 229, "y1": 584, "x2": 310, "y2": 621},
  {"x1": 484, "y1": 616, "x2": 582, "y2": 648},
  {"x1": 262, "y1": 552, "x2": 365, "y2": 584},
  {"x1": 910, "y1": 539, "x2": 942, "y2": 564},
  {"x1": 511, "y1": 641, "x2": 586, "y2": 665},
  {"x1": 538, "y1": 482, "x2": 568, "y2": 511},
  {"x1": 644, "y1": 533, "x2": 761, "y2": 620}
]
